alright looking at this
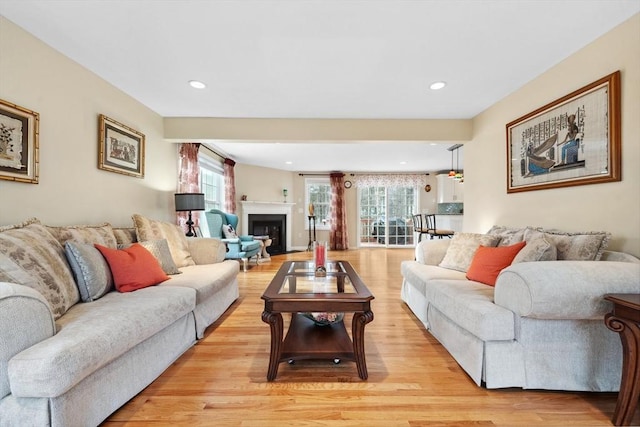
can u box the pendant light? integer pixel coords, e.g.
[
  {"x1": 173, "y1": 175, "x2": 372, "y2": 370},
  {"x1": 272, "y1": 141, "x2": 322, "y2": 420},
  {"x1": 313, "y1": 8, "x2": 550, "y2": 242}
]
[
  {"x1": 448, "y1": 149, "x2": 455, "y2": 177},
  {"x1": 454, "y1": 146, "x2": 464, "y2": 182}
]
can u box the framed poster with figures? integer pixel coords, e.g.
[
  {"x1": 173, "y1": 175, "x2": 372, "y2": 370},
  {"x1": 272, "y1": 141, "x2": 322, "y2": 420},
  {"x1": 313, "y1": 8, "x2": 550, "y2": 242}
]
[{"x1": 506, "y1": 71, "x2": 621, "y2": 193}]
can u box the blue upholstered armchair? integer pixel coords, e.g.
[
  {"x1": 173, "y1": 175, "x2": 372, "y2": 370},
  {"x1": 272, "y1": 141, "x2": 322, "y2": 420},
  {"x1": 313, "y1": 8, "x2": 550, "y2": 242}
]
[{"x1": 205, "y1": 209, "x2": 261, "y2": 272}]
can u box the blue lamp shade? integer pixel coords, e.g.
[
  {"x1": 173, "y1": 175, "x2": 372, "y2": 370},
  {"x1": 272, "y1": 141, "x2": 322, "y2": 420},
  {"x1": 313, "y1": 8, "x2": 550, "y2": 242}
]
[{"x1": 174, "y1": 193, "x2": 205, "y2": 212}]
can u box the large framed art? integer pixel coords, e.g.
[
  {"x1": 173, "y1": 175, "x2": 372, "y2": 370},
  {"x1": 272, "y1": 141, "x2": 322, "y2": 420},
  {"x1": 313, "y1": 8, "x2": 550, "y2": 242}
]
[
  {"x1": 98, "y1": 114, "x2": 145, "y2": 178},
  {"x1": 506, "y1": 71, "x2": 621, "y2": 193},
  {"x1": 0, "y1": 98, "x2": 39, "y2": 184}
]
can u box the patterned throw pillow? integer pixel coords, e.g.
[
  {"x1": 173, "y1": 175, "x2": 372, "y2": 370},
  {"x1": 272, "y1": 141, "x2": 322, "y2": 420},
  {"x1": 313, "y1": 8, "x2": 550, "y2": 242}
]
[
  {"x1": 112, "y1": 227, "x2": 137, "y2": 246},
  {"x1": 131, "y1": 214, "x2": 195, "y2": 268},
  {"x1": 0, "y1": 219, "x2": 79, "y2": 319},
  {"x1": 486, "y1": 225, "x2": 527, "y2": 247},
  {"x1": 46, "y1": 223, "x2": 117, "y2": 248},
  {"x1": 439, "y1": 232, "x2": 501, "y2": 272},
  {"x1": 64, "y1": 241, "x2": 114, "y2": 301},
  {"x1": 524, "y1": 228, "x2": 610, "y2": 261},
  {"x1": 137, "y1": 239, "x2": 182, "y2": 275},
  {"x1": 512, "y1": 236, "x2": 557, "y2": 263}
]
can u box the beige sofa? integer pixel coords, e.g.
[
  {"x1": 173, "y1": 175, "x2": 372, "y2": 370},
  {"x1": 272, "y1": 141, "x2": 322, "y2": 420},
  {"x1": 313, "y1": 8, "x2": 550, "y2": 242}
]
[
  {"x1": 401, "y1": 226, "x2": 640, "y2": 391},
  {"x1": 0, "y1": 215, "x2": 240, "y2": 427}
]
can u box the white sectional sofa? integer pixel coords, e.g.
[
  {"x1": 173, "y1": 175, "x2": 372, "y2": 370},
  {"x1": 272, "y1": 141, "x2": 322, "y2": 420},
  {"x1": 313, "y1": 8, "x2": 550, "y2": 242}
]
[
  {"x1": 401, "y1": 226, "x2": 640, "y2": 392},
  {"x1": 0, "y1": 215, "x2": 240, "y2": 427}
]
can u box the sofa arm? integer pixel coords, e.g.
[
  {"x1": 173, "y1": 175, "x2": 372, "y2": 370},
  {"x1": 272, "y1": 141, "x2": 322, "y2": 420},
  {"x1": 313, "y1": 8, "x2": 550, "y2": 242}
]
[
  {"x1": 187, "y1": 238, "x2": 227, "y2": 264},
  {"x1": 415, "y1": 239, "x2": 451, "y2": 265},
  {"x1": 495, "y1": 261, "x2": 640, "y2": 319},
  {"x1": 0, "y1": 282, "x2": 56, "y2": 399}
]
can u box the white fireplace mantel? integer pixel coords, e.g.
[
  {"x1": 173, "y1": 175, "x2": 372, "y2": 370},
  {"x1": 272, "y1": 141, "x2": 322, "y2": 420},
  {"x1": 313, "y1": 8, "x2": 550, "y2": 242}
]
[{"x1": 240, "y1": 201, "x2": 296, "y2": 251}]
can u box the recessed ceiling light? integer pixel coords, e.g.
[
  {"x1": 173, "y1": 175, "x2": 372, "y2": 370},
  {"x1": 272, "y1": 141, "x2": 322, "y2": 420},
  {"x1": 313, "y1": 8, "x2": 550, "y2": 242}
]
[
  {"x1": 430, "y1": 81, "x2": 447, "y2": 90},
  {"x1": 400, "y1": 161, "x2": 407, "y2": 165},
  {"x1": 285, "y1": 161, "x2": 293, "y2": 165},
  {"x1": 188, "y1": 80, "x2": 206, "y2": 89}
]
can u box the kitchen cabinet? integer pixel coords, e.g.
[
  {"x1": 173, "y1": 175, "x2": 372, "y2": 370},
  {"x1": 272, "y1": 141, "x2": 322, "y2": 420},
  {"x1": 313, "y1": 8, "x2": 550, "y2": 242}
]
[
  {"x1": 437, "y1": 174, "x2": 464, "y2": 203},
  {"x1": 435, "y1": 215, "x2": 463, "y2": 232}
]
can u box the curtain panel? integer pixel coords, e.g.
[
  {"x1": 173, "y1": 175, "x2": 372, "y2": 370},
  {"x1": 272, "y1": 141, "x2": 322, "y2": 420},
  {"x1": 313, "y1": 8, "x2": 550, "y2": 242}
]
[
  {"x1": 329, "y1": 172, "x2": 348, "y2": 250},
  {"x1": 224, "y1": 158, "x2": 236, "y2": 214},
  {"x1": 177, "y1": 143, "x2": 201, "y2": 230}
]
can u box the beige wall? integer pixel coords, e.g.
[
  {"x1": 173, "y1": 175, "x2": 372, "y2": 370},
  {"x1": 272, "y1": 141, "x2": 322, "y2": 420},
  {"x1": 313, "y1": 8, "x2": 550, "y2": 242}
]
[
  {"x1": 465, "y1": 14, "x2": 640, "y2": 256},
  {"x1": 0, "y1": 17, "x2": 179, "y2": 228},
  {"x1": 2, "y1": 13, "x2": 638, "y2": 257}
]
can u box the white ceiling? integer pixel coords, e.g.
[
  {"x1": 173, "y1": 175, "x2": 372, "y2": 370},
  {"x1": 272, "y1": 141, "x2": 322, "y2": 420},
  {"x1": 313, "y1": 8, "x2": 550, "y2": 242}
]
[{"x1": 1, "y1": 0, "x2": 638, "y2": 172}]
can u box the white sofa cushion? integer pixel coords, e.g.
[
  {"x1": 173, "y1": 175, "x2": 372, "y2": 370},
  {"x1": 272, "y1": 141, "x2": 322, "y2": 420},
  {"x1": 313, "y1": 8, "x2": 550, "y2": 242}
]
[
  {"x1": 424, "y1": 279, "x2": 515, "y2": 341},
  {"x1": 401, "y1": 261, "x2": 467, "y2": 295},
  {"x1": 401, "y1": 261, "x2": 515, "y2": 341},
  {"x1": 8, "y1": 286, "x2": 196, "y2": 398},
  {"x1": 164, "y1": 262, "x2": 239, "y2": 302}
]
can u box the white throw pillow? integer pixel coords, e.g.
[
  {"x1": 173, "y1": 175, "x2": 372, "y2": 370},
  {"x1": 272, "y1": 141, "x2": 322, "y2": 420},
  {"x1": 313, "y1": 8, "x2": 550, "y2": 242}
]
[{"x1": 222, "y1": 224, "x2": 238, "y2": 239}]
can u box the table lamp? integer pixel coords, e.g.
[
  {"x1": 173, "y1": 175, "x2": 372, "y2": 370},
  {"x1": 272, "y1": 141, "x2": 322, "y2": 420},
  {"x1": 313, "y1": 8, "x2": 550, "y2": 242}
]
[{"x1": 174, "y1": 193, "x2": 205, "y2": 236}]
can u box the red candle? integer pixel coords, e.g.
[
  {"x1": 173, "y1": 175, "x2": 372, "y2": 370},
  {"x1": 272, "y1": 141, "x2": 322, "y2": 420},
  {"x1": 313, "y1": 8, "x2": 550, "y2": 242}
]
[{"x1": 315, "y1": 242, "x2": 326, "y2": 267}]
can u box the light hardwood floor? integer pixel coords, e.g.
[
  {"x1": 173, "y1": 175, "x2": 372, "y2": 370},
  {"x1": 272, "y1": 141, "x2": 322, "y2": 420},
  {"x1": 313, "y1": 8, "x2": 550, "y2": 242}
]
[{"x1": 103, "y1": 248, "x2": 637, "y2": 426}]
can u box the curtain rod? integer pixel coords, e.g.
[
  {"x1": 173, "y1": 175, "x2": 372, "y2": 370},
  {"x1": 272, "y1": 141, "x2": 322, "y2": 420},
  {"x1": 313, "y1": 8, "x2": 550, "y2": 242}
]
[
  {"x1": 200, "y1": 145, "x2": 227, "y2": 161},
  {"x1": 299, "y1": 172, "x2": 430, "y2": 176}
]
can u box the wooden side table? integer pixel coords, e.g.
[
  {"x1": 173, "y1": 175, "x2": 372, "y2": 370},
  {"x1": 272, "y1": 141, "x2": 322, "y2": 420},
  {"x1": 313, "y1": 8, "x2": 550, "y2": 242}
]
[{"x1": 604, "y1": 293, "x2": 640, "y2": 426}]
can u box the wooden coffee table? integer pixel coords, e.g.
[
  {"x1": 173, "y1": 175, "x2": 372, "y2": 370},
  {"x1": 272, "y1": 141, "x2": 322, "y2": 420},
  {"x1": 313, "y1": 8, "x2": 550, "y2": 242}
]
[{"x1": 261, "y1": 260, "x2": 374, "y2": 381}]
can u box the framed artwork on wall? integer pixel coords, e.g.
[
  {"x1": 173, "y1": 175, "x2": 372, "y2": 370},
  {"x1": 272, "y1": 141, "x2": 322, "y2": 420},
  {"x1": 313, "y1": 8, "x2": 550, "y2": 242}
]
[
  {"x1": 506, "y1": 71, "x2": 621, "y2": 193},
  {"x1": 0, "y1": 98, "x2": 40, "y2": 184},
  {"x1": 98, "y1": 114, "x2": 145, "y2": 178}
]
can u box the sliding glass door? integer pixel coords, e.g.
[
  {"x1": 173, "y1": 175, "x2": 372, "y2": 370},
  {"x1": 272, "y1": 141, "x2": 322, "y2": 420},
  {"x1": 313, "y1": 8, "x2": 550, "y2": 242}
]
[{"x1": 358, "y1": 185, "x2": 417, "y2": 247}]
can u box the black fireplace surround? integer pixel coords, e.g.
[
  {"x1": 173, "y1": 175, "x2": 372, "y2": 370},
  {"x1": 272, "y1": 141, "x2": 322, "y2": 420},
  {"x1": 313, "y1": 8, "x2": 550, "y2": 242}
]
[{"x1": 248, "y1": 214, "x2": 286, "y2": 255}]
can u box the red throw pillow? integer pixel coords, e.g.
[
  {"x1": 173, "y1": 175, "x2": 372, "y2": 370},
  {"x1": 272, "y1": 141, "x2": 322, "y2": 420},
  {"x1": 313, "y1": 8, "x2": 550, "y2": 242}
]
[
  {"x1": 466, "y1": 241, "x2": 526, "y2": 286},
  {"x1": 95, "y1": 243, "x2": 170, "y2": 292}
]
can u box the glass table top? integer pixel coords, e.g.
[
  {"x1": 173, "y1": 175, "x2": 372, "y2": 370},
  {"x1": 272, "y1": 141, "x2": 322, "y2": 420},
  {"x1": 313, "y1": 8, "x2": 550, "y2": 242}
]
[{"x1": 277, "y1": 261, "x2": 356, "y2": 294}]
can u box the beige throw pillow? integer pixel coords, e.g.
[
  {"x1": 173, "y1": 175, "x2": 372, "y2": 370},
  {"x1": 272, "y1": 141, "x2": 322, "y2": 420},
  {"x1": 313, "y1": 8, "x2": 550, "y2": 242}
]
[
  {"x1": 486, "y1": 225, "x2": 527, "y2": 247},
  {"x1": 46, "y1": 223, "x2": 118, "y2": 248},
  {"x1": 138, "y1": 239, "x2": 182, "y2": 275},
  {"x1": 524, "y1": 228, "x2": 610, "y2": 261},
  {"x1": 439, "y1": 232, "x2": 501, "y2": 272},
  {"x1": 512, "y1": 236, "x2": 557, "y2": 263},
  {"x1": 132, "y1": 214, "x2": 195, "y2": 267},
  {"x1": 0, "y1": 219, "x2": 79, "y2": 319}
]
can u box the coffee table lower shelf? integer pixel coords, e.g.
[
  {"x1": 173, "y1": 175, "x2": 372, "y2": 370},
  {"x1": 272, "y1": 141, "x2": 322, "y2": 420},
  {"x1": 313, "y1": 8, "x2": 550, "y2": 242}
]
[
  {"x1": 263, "y1": 312, "x2": 370, "y2": 381},
  {"x1": 281, "y1": 313, "x2": 355, "y2": 363}
]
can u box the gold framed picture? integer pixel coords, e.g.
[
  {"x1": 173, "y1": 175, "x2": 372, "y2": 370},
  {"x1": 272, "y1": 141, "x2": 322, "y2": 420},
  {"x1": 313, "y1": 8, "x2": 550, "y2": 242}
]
[
  {"x1": 0, "y1": 98, "x2": 39, "y2": 184},
  {"x1": 98, "y1": 114, "x2": 145, "y2": 178},
  {"x1": 506, "y1": 71, "x2": 621, "y2": 193}
]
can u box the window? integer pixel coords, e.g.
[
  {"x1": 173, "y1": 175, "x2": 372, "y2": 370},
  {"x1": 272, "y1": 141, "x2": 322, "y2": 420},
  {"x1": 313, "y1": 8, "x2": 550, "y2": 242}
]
[
  {"x1": 305, "y1": 178, "x2": 331, "y2": 230},
  {"x1": 198, "y1": 153, "x2": 224, "y2": 211}
]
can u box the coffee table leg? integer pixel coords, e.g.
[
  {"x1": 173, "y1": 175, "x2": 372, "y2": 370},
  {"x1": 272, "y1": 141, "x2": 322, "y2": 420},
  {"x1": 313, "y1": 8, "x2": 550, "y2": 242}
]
[
  {"x1": 352, "y1": 310, "x2": 374, "y2": 380},
  {"x1": 261, "y1": 311, "x2": 283, "y2": 381}
]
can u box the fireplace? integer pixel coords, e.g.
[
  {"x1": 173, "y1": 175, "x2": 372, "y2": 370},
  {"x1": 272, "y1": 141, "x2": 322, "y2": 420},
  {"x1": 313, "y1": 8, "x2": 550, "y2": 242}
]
[
  {"x1": 248, "y1": 214, "x2": 286, "y2": 255},
  {"x1": 240, "y1": 201, "x2": 295, "y2": 252}
]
